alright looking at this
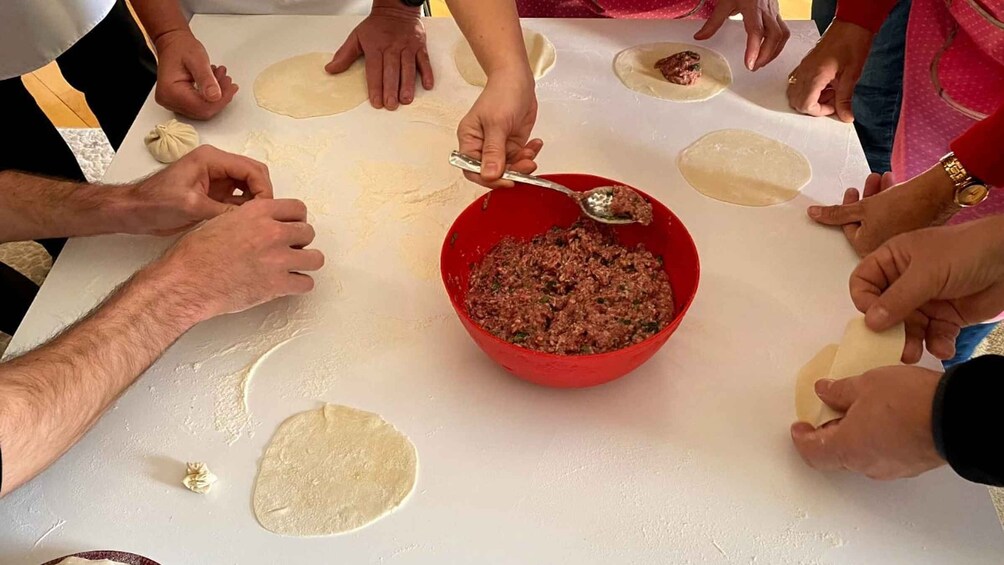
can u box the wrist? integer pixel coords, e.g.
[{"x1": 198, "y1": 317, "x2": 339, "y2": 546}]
[
  {"x1": 919, "y1": 164, "x2": 962, "y2": 217},
  {"x1": 370, "y1": 0, "x2": 421, "y2": 18},
  {"x1": 134, "y1": 254, "x2": 215, "y2": 331},
  {"x1": 152, "y1": 27, "x2": 195, "y2": 53}
]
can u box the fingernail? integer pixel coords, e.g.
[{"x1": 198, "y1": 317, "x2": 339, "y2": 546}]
[
  {"x1": 207, "y1": 85, "x2": 221, "y2": 100},
  {"x1": 814, "y1": 379, "x2": 834, "y2": 393},
  {"x1": 867, "y1": 305, "x2": 890, "y2": 327},
  {"x1": 746, "y1": 58, "x2": 755, "y2": 71},
  {"x1": 808, "y1": 207, "x2": 821, "y2": 218},
  {"x1": 484, "y1": 163, "x2": 499, "y2": 176}
]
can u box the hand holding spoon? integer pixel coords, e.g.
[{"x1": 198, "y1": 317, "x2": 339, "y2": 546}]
[{"x1": 449, "y1": 151, "x2": 650, "y2": 225}]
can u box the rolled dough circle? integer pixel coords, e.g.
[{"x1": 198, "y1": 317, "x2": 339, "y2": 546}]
[
  {"x1": 253, "y1": 404, "x2": 418, "y2": 537},
  {"x1": 254, "y1": 52, "x2": 367, "y2": 119},
  {"x1": 613, "y1": 42, "x2": 732, "y2": 102},
  {"x1": 454, "y1": 29, "x2": 556, "y2": 87},
  {"x1": 678, "y1": 129, "x2": 812, "y2": 207}
]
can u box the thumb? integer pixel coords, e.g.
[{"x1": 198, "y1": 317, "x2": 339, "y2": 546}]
[
  {"x1": 834, "y1": 71, "x2": 857, "y2": 123},
  {"x1": 326, "y1": 34, "x2": 363, "y2": 74},
  {"x1": 480, "y1": 123, "x2": 509, "y2": 182},
  {"x1": 194, "y1": 196, "x2": 238, "y2": 221},
  {"x1": 187, "y1": 49, "x2": 221, "y2": 102},
  {"x1": 815, "y1": 377, "x2": 859, "y2": 412},
  {"x1": 865, "y1": 265, "x2": 935, "y2": 331}
]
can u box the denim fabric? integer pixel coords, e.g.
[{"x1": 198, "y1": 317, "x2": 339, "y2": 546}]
[
  {"x1": 944, "y1": 323, "x2": 999, "y2": 369},
  {"x1": 813, "y1": 0, "x2": 912, "y2": 173}
]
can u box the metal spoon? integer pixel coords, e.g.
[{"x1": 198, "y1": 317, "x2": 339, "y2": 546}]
[{"x1": 449, "y1": 151, "x2": 637, "y2": 225}]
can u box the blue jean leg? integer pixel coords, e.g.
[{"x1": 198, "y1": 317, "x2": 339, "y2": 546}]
[
  {"x1": 944, "y1": 323, "x2": 999, "y2": 369},
  {"x1": 812, "y1": 0, "x2": 911, "y2": 173}
]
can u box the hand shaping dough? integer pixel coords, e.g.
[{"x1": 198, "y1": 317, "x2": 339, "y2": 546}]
[
  {"x1": 254, "y1": 53, "x2": 367, "y2": 119},
  {"x1": 678, "y1": 129, "x2": 812, "y2": 207},
  {"x1": 613, "y1": 43, "x2": 732, "y2": 102},
  {"x1": 253, "y1": 404, "x2": 418, "y2": 537},
  {"x1": 182, "y1": 461, "x2": 218, "y2": 494},
  {"x1": 144, "y1": 119, "x2": 198, "y2": 164},
  {"x1": 795, "y1": 316, "x2": 906, "y2": 427},
  {"x1": 455, "y1": 29, "x2": 555, "y2": 87}
]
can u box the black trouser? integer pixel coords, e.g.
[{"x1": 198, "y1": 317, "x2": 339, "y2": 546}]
[{"x1": 0, "y1": 0, "x2": 156, "y2": 336}]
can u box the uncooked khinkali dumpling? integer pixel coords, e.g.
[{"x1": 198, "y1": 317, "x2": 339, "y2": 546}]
[{"x1": 144, "y1": 119, "x2": 199, "y2": 163}]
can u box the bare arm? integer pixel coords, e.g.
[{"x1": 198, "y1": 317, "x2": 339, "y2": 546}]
[
  {"x1": 0, "y1": 196, "x2": 324, "y2": 497},
  {"x1": 128, "y1": 0, "x2": 191, "y2": 45},
  {"x1": 0, "y1": 172, "x2": 139, "y2": 243},
  {"x1": 0, "y1": 145, "x2": 274, "y2": 244},
  {"x1": 446, "y1": 0, "x2": 531, "y2": 78},
  {"x1": 0, "y1": 261, "x2": 200, "y2": 495}
]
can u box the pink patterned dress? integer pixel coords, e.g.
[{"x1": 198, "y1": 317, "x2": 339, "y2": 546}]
[
  {"x1": 515, "y1": 0, "x2": 715, "y2": 19},
  {"x1": 891, "y1": 0, "x2": 1004, "y2": 224}
]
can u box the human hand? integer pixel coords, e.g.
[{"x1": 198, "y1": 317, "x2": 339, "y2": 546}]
[
  {"x1": 808, "y1": 167, "x2": 960, "y2": 257},
  {"x1": 154, "y1": 30, "x2": 238, "y2": 120},
  {"x1": 457, "y1": 70, "x2": 543, "y2": 188},
  {"x1": 325, "y1": 2, "x2": 432, "y2": 110},
  {"x1": 154, "y1": 198, "x2": 324, "y2": 321},
  {"x1": 125, "y1": 145, "x2": 273, "y2": 236},
  {"x1": 849, "y1": 215, "x2": 1004, "y2": 362},
  {"x1": 694, "y1": 0, "x2": 790, "y2": 71},
  {"x1": 786, "y1": 20, "x2": 872, "y2": 121},
  {"x1": 791, "y1": 366, "x2": 946, "y2": 479}
]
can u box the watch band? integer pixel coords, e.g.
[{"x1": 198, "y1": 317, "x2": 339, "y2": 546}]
[{"x1": 941, "y1": 153, "x2": 973, "y2": 187}]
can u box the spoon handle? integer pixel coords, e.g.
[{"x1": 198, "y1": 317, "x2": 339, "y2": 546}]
[{"x1": 448, "y1": 151, "x2": 574, "y2": 196}]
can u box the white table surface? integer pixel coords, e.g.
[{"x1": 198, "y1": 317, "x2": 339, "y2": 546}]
[{"x1": 3, "y1": 15, "x2": 1002, "y2": 565}]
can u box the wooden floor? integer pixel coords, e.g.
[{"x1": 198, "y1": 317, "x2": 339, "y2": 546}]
[{"x1": 29, "y1": 0, "x2": 811, "y2": 128}]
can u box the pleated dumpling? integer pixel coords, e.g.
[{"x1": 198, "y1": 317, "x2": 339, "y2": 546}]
[{"x1": 144, "y1": 119, "x2": 199, "y2": 163}]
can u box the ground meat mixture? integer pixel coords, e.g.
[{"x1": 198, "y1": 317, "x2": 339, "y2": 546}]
[
  {"x1": 466, "y1": 221, "x2": 675, "y2": 355},
  {"x1": 655, "y1": 51, "x2": 702, "y2": 86},
  {"x1": 608, "y1": 185, "x2": 653, "y2": 225}
]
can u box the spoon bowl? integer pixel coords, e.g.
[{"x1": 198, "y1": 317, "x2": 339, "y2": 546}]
[{"x1": 449, "y1": 151, "x2": 643, "y2": 225}]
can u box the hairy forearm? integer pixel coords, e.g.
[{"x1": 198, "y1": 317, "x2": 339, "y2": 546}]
[
  {"x1": 129, "y1": 0, "x2": 192, "y2": 45},
  {"x1": 446, "y1": 0, "x2": 531, "y2": 78},
  {"x1": 0, "y1": 171, "x2": 143, "y2": 243},
  {"x1": 0, "y1": 260, "x2": 204, "y2": 496}
]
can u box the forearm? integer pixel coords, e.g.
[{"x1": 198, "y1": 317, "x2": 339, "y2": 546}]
[
  {"x1": 932, "y1": 355, "x2": 1004, "y2": 486},
  {"x1": 372, "y1": 0, "x2": 422, "y2": 16},
  {"x1": 0, "y1": 259, "x2": 204, "y2": 496},
  {"x1": 129, "y1": 0, "x2": 192, "y2": 45},
  {"x1": 446, "y1": 0, "x2": 532, "y2": 78},
  {"x1": 0, "y1": 171, "x2": 146, "y2": 243}
]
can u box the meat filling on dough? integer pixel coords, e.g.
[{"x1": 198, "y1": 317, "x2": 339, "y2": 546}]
[{"x1": 655, "y1": 51, "x2": 702, "y2": 85}]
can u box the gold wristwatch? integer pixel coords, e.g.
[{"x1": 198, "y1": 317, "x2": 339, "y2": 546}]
[{"x1": 940, "y1": 152, "x2": 989, "y2": 207}]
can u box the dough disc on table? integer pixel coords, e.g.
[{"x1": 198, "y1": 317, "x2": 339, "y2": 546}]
[
  {"x1": 254, "y1": 53, "x2": 367, "y2": 119},
  {"x1": 253, "y1": 404, "x2": 418, "y2": 537},
  {"x1": 678, "y1": 129, "x2": 812, "y2": 207},
  {"x1": 613, "y1": 42, "x2": 731, "y2": 102},
  {"x1": 454, "y1": 29, "x2": 556, "y2": 86},
  {"x1": 795, "y1": 317, "x2": 906, "y2": 427}
]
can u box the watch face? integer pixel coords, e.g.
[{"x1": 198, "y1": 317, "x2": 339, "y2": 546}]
[{"x1": 956, "y1": 184, "x2": 990, "y2": 207}]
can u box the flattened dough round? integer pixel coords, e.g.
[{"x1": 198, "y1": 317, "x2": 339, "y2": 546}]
[
  {"x1": 679, "y1": 129, "x2": 812, "y2": 207},
  {"x1": 253, "y1": 404, "x2": 418, "y2": 537},
  {"x1": 254, "y1": 53, "x2": 367, "y2": 119},
  {"x1": 613, "y1": 42, "x2": 732, "y2": 102},
  {"x1": 455, "y1": 29, "x2": 555, "y2": 87}
]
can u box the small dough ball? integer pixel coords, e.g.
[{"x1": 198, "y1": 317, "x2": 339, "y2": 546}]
[
  {"x1": 144, "y1": 119, "x2": 199, "y2": 163},
  {"x1": 182, "y1": 461, "x2": 218, "y2": 494},
  {"x1": 455, "y1": 29, "x2": 555, "y2": 87}
]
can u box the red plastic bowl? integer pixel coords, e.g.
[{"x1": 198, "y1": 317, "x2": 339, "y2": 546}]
[{"x1": 441, "y1": 174, "x2": 700, "y2": 388}]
